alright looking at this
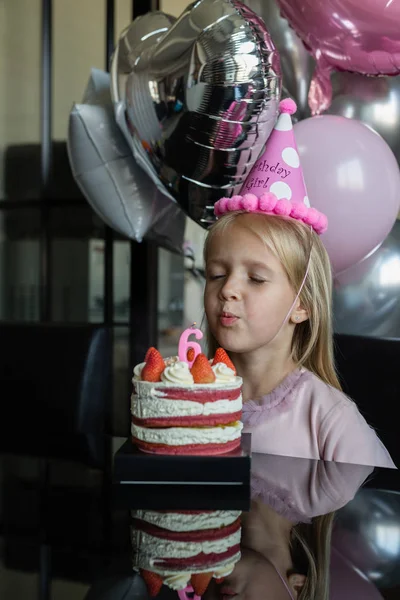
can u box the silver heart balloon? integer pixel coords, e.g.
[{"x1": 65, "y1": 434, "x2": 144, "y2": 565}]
[
  {"x1": 327, "y1": 71, "x2": 400, "y2": 164},
  {"x1": 124, "y1": 0, "x2": 281, "y2": 228},
  {"x1": 333, "y1": 219, "x2": 400, "y2": 338},
  {"x1": 110, "y1": 11, "x2": 177, "y2": 106},
  {"x1": 244, "y1": 0, "x2": 314, "y2": 119}
]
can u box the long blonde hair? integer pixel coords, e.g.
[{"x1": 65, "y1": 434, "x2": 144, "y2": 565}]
[
  {"x1": 291, "y1": 513, "x2": 335, "y2": 600},
  {"x1": 203, "y1": 211, "x2": 341, "y2": 390}
]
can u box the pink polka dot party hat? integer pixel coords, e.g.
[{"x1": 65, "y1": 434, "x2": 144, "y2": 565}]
[{"x1": 214, "y1": 99, "x2": 328, "y2": 235}]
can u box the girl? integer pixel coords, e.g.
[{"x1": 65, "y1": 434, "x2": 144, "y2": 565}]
[{"x1": 203, "y1": 99, "x2": 396, "y2": 469}]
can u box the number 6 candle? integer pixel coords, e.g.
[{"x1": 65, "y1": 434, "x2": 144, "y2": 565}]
[{"x1": 178, "y1": 323, "x2": 203, "y2": 368}]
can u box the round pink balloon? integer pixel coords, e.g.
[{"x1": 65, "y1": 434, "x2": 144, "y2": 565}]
[
  {"x1": 294, "y1": 115, "x2": 400, "y2": 275},
  {"x1": 277, "y1": 0, "x2": 400, "y2": 113}
]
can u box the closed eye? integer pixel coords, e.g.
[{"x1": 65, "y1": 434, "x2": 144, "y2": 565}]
[
  {"x1": 250, "y1": 277, "x2": 266, "y2": 284},
  {"x1": 208, "y1": 274, "x2": 225, "y2": 280}
]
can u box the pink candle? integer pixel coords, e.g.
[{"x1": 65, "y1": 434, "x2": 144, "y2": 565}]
[{"x1": 178, "y1": 323, "x2": 203, "y2": 368}]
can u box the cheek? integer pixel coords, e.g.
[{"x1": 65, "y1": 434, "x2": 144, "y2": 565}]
[{"x1": 204, "y1": 285, "x2": 216, "y2": 313}]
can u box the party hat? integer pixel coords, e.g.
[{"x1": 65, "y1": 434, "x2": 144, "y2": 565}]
[{"x1": 214, "y1": 99, "x2": 328, "y2": 234}]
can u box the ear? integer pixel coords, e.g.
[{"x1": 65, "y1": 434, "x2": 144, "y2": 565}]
[
  {"x1": 288, "y1": 574, "x2": 306, "y2": 598},
  {"x1": 290, "y1": 304, "x2": 309, "y2": 325}
]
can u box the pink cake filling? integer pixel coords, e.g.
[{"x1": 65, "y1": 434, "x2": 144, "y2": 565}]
[
  {"x1": 133, "y1": 516, "x2": 241, "y2": 542},
  {"x1": 152, "y1": 544, "x2": 241, "y2": 570},
  {"x1": 132, "y1": 411, "x2": 242, "y2": 428},
  {"x1": 151, "y1": 386, "x2": 241, "y2": 403},
  {"x1": 132, "y1": 437, "x2": 241, "y2": 456}
]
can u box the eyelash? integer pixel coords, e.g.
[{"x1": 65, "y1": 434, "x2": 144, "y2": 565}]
[{"x1": 207, "y1": 275, "x2": 266, "y2": 285}]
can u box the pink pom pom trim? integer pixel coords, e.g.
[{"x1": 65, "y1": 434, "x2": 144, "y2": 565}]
[
  {"x1": 242, "y1": 193, "x2": 259, "y2": 212},
  {"x1": 215, "y1": 197, "x2": 228, "y2": 216},
  {"x1": 279, "y1": 98, "x2": 297, "y2": 115},
  {"x1": 213, "y1": 195, "x2": 328, "y2": 235},
  {"x1": 274, "y1": 198, "x2": 292, "y2": 216},
  {"x1": 227, "y1": 195, "x2": 242, "y2": 211},
  {"x1": 290, "y1": 202, "x2": 308, "y2": 220},
  {"x1": 259, "y1": 193, "x2": 277, "y2": 212}
]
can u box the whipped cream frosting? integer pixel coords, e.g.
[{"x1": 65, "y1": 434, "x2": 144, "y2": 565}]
[
  {"x1": 131, "y1": 394, "x2": 242, "y2": 419},
  {"x1": 132, "y1": 421, "x2": 243, "y2": 446},
  {"x1": 132, "y1": 356, "x2": 242, "y2": 388},
  {"x1": 133, "y1": 362, "x2": 146, "y2": 380},
  {"x1": 132, "y1": 510, "x2": 241, "y2": 532},
  {"x1": 212, "y1": 362, "x2": 236, "y2": 382},
  {"x1": 162, "y1": 361, "x2": 194, "y2": 385},
  {"x1": 132, "y1": 529, "x2": 241, "y2": 560}
]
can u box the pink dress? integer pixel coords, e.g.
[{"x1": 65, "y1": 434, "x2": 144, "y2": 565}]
[{"x1": 242, "y1": 368, "x2": 396, "y2": 469}]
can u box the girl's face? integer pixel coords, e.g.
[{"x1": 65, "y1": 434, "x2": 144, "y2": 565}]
[{"x1": 204, "y1": 218, "x2": 297, "y2": 355}]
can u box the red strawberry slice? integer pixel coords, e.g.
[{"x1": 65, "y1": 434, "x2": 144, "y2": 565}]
[
  {"x1": 187, "y1": 348, "x2": 195, "y2": 362},
  {"x1": 191, "y1": 573, "x2": 213, "y2": 596},
  {"x1": 212, "y1": 348, "x2": 236, "y2": 375},
  {"x1": 141, "y1": 348, "x2": 165, "y2": 382},
  {"x1": 191, "y1": 354, "x2": 216, "y2": 384},
  {"x1": 140, "y1": 569, "x2": 163, "y2": 597},
  {"x1": 215, "y1": 577, "x2": 226, "y2": 584}
]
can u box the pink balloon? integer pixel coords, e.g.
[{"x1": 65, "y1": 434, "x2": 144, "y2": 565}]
[
  {"x1": 294, "y1": 115, "x2": 400, "y2": 275},
  {"x1": 277, "y1": 0, "x2": 400, "y2": 114}
]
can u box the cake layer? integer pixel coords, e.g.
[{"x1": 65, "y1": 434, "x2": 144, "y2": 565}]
[
  {"x1": 131, "y1": 411, "x2": 242, "y2": 428},
  {"x1": 131, "y1": 510, "x2": 241, "y2": 532},
  {"x1": 131, "y1": 394, "x2": 242, "y2": 419},
  {"x1": 133, "y1": 379, "x2": 242, "y2": 403},
  {"x1": 134, "y1": 547, "x2": 241, "y2": 573},
  {"x1": 152, "y1": 547, "x2": 241, "y2": 571},
  {"x1": 131, "y1": 421, "x2": 243, "y2": 446},
  {"x1": 133, "y1": 554, "x2": 240, "y2": 590},
  {"x1": 132, "y1": 527, "x2": 241, "y2": 560},
  {"x1": 132, "y1": 516, "x2": 241, "y2": 542},
  {"x1": 132, "y1": 437, "x2": 242, "y2": 455}
]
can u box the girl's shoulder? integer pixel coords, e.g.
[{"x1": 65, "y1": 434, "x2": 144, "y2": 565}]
[{"x1": 301, "y1": 368, "x2": 354, "y2": 411}]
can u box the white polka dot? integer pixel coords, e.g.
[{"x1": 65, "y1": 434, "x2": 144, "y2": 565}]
[
  {"x1": 274, "y1": 113, "x2": 293, "y2": 131},
  {"x1": 304, "y1": 195, "x2": 310, "y2": 207},
  {"x1": 282, "y1": 147, "x2": 299, "y2": 168},
  {"x1": 270, "y1": 181, "x2": 292, "y2": 200}
]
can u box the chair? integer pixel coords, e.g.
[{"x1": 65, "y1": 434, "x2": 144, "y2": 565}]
[{"x1": 334, "y1": 333, "x2": 400, "y2": 466}]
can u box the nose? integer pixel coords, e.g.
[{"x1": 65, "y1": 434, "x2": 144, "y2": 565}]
[{"x1": 219, "y1": 275, "x2": 242, "y2": 301}]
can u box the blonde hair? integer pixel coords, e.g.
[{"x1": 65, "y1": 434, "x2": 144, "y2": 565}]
[
  {"x1": 203, "y1": 211, "x2": 341, "y2": 390},
  {"x1": 291, "y1": 513, "x2": 335, "y2": 600}
]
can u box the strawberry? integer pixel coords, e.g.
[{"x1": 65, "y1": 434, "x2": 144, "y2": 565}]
[
  {"x1": 141, "y1": 348, "x2": 164, "y2": 382},
  {"x1": 187, "y1": 348, "x2": 195, "y2": 362},
  {"x1": 144, "y1": 347, "x2": 156, "y2": 362},
  {"x1": 212, "y1": 348, "x2": 236, "y2": 374},
  {"x1": 140, "y1": 569, "x2": 163, "y2": 597},
  {"x1": 191, "y1": 573, "x2": 213, "y2": 596},
  {"x1": 190, "y1": 353, "x2": 216, "y2": 384},
  {"x1": 215, "y1": 577, "x2": 225, "y2": 584}
]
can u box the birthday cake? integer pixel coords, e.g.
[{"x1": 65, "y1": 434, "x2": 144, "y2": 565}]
[
  {"x1": 132, "y1": 509, "x2": 242, "y2": 597},
  {"x1": 131, "y1": 328, "x2": 243, "y2": 455}
]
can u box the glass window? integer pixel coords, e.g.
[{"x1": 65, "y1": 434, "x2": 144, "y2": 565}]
[
  {"x1": 0, "y1": 209, "x2": 41, "y2": 321},
  {"x1": 0, "y1": 0, "x2": 41, "y2": 201},
  {"x1": 49, "y1": 205, "x2": 105, "y2": 322}
]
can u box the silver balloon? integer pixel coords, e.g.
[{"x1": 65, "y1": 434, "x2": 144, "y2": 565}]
[
  {"x1": 327, "y1": 71, "x2": 400, "y2": 163},
  {"x1": 110, "y1": 11, "x2": 176, "y2": 106},
  {"x1": 68, "y1": 69, "x2": 185, "y2": 252},
  {"x1": 244, "y1": 0, "x2": 314, "y2": 118},
  {"x1": 122, "y1": 0, "x2": 281, "y2": 228},
  {"x1": 333, "y1": 220, "x2": 400, "y2": 338},
  {"x1": 334, "y1": 489, "x2": 400, "y2": 589}
]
